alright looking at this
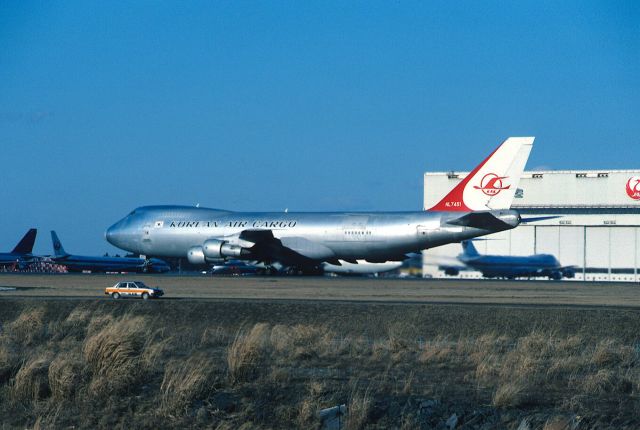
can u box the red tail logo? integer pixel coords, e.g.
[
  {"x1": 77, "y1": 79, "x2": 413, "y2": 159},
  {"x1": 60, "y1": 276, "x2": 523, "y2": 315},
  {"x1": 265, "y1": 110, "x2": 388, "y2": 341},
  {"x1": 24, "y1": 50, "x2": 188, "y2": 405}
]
[
  {"x1": 626, "y1": 177, "x2": 640, "y2": 200},
  {"x1": 473, "y1": 173, "x2": 510, "y2": 196}
]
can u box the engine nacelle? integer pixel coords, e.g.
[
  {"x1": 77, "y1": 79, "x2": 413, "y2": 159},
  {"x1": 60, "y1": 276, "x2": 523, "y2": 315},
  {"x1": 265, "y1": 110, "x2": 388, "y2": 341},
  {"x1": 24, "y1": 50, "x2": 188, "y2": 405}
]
[
  {"x1": 187, "y1": 246, "x2": 206, "y2": 265},
  {"x1": 203, "y1": 239, "x2": 225, "y2": 259},
  {"x1": 220, "y1": 243, "x2": 244, "y2": 257},
  {"x1": 203, "y1": 239, "x2": 249, "y2": 259}
]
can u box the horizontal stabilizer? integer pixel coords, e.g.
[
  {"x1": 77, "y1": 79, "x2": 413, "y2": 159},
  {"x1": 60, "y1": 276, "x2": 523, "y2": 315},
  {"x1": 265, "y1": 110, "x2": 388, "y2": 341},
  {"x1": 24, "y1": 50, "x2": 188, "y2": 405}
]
[
  {"x1": 446, "y1": 212, "x2": 512, "y2": 230},
  {"x1": 520, "y1": 216, "x2": 561, "y2": 224}
]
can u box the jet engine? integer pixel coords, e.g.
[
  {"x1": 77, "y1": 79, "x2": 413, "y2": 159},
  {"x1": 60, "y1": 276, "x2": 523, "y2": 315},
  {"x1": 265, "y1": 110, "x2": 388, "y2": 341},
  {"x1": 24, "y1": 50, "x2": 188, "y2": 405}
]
[
  {"x1": 203, "y1": 239, "x2": 225, "y2": 259},
  {"x1": 187, "y1": 246, "x2": 206, "y2": 265},
  {"x1": 203, "y1": 239, "x2": 247, "y2": 259},
  {"x1": 186, "y1": 239, "x2": 251, "y2": 265}
]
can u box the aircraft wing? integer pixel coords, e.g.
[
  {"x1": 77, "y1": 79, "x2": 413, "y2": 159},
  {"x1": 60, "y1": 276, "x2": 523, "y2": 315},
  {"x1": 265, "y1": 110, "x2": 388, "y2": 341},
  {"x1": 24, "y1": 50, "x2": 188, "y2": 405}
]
[{"x1": 236, "y1": 229, "x2": 338, "y2": 267}]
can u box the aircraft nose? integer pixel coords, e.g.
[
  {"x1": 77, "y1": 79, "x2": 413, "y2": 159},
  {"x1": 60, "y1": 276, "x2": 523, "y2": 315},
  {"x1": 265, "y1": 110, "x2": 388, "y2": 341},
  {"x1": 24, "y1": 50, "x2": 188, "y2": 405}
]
[
  {"x1": 105, "y1": 222, "x2": 123, "y2": 246},
  {"x1": 105, "y1": 225, "x2": 115, "y2": 243},
  {"x1": 106, "y1": 214, "x2": 142, "y2": 252}
]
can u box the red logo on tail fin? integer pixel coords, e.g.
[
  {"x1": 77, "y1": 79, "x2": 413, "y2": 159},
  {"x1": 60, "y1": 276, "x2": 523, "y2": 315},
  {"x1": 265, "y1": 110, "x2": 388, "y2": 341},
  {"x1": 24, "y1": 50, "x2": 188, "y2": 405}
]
[{"x1": 473, "y1": 173, "x2": 510, "y2": 196}]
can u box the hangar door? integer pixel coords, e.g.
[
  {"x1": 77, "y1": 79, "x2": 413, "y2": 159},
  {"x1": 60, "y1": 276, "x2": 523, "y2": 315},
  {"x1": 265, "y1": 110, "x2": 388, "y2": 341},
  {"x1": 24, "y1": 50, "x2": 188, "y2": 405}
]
[
  {"x1": 585, "y1": 227, "x2": 609, "y2": 272},
  {"x1": 558, "y1": 226, "x2": 584, "y2": 268},
  {"x1": 535, "y1": 226, "x2": 560, "y2": 256},
  {"x1": 609, "y1": 227, "x2": 637, "y2": 271}
]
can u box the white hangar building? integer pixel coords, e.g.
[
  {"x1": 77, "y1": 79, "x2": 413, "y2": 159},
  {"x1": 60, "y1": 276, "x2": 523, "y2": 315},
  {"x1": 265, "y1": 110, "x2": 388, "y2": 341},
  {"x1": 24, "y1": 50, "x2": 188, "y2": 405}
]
[{"x1": 423, "y1": 170, "x2": 640, "y2": 282}]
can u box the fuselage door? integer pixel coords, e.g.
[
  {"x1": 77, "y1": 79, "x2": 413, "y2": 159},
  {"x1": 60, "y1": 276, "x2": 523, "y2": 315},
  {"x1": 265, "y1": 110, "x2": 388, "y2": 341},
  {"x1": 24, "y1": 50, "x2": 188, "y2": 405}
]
[
  {"x1": 342, "y1": 215, "x2": 369, "y2": 241},
  {"x1": 141, "y1": 222, "x2": 153, "y2": 252}
]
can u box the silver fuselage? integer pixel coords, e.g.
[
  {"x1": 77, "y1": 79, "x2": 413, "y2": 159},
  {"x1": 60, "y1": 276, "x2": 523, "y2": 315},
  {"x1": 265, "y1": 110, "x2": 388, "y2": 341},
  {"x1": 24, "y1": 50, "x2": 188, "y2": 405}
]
[{"x1": 106, "y1": 206, "x2": 520, "y2": 263}]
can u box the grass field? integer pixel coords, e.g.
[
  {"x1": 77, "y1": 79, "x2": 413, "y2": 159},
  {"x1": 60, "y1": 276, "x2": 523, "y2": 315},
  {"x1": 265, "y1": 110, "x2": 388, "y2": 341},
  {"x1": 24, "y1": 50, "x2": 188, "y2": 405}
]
[
  {"x1": 0, "y1": 297, "x2": 639, "y2": 429},
  {"x1": 2, "y1": 274, "x2": 640, "y2": 307}
]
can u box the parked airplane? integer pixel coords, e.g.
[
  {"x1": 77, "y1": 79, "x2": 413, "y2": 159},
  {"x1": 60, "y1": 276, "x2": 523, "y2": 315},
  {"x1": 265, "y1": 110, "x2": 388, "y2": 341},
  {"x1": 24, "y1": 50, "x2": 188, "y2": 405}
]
[
  {"x1": 209, "y1": 260, "x2": 266, "y2": 275},
  {"x1": 210, "y1": 259, "x2": 402, "y2": 276},
  {"x1": 441, "y1": 240, "x2": 575, "y2": 280},
  {"x1": 0, "y1": 229, "x2": 37, "y2": 269},
  {"x1": 322, "y1": 260, "x2": 403, "y2": 275},
  {"x1": 50, "y1": 231, "x2": 171, "y2": 273},
  {"x1": 106, "y1": 137, "x2": 535, "y2": 274}
]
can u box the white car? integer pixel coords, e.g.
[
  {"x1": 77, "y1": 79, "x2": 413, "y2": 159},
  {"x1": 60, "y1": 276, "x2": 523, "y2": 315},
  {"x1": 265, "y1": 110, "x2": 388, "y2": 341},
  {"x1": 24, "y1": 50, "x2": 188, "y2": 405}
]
[{"x1": 105, "y1": 281, "x2": 164, "y2": 300}]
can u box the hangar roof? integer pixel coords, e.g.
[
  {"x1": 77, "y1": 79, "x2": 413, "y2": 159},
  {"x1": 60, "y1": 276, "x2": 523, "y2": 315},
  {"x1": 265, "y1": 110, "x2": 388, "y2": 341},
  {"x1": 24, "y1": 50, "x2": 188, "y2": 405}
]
[{"x1": 424, "y1": 169, "x2": 640, "y2": 210}]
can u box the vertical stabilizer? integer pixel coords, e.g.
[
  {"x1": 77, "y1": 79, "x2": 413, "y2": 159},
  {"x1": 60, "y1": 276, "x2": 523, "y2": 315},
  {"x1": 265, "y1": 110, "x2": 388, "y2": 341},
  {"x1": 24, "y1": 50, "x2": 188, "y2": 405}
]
[
  {"x1": 51, "y1": 231, "x2": 68, "y2": 257},
  {"x1": 429, "y1": 137, "x2": 534, "y2": 211},
  {"x1": 11, "y1": 229, "x2": 37, "y2": 254},
  {"x1": 461, "y1": 240, "x2": 480, "y2": 257}
]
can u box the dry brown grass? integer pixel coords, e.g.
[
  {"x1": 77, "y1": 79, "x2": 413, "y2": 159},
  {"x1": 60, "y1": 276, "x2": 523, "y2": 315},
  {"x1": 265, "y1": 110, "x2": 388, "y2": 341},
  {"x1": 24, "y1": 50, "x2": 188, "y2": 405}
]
[
  {"x1": 296, "y1": 382, "x2": 326, "y2": 429},
  {"x1": 48, "y1": 352, "x2": 83, "y2": 401},
  {"x1": 345, "y1": 384, "x2": 372, "y2": 430},
  {"x1": 0, "y1": 343, "x2": 19, "y2": 384},
  {"x1": 1, "y1": 300, "x2": 639, "y2": 429},
  {"x1": 11, "y1": 354, "x2": 52, "y2": 403},
  {"x1": 270, "y1": 323, "x2": 334, "y2": 360},
  {"x1": 6, "y1": 307, "x2": 46, "y2": 346},
  {"x1": 32, "y1": 406, "x2": 63, "y2": 430},
  {"x1": 474, "y1": 353, "x2": 499, "y2": 382},
  {"x1": 227, "y1": 323, "x2": 270, "y2": 384},
  {"x1": 492, "y1": 379, "x2": 529, "y2": 408},
  {"x1": 52, "y1": 307, "x2": 92, "y2": 340},
  {"x1": 581, "y1": 368, "x2": 632, "y2": 395},
  {"x1": 542, "y1": 416, "x2": 575, "y2": 430},
  {"x1": 200, "y1": 326, "x2": 230, "y2": 347},
  {"x1": 160, "y1": 354, "x2": 218, "y2": 415},
  {"x1": 387, "y1": 323, "x2": 411, "y2": 354},
  {"x1": 296, "y1": 396, "x2": 317, "y2": 428},
  {"x1": 86, "y1": 313, "x2": 115, "y2": 337},
  {"x1": 419, "y1": 337, "x2": 456, "y2": 365},
  {"x1": 83, "y1": 314, "x2": 151, "y2": 394},
  {"x1": 546, "y1": 355, "x2": 585, "y2": 378}
]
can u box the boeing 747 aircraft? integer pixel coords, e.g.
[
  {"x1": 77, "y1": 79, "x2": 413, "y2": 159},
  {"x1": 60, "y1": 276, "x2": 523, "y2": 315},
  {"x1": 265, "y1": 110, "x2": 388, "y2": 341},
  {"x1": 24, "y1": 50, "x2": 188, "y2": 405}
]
[
  {"x1": 51, "y1": 231, "x2": 171, "y2": 273},
  {"x1": 0, "y1": 229, "x2": 37, "y2": 269},
  {"x1": 441, "y1": 240, "x2": 575, "y2": 280},
  {"x1": 106, "y1": 137, "x2": 536, "y2": 274}
]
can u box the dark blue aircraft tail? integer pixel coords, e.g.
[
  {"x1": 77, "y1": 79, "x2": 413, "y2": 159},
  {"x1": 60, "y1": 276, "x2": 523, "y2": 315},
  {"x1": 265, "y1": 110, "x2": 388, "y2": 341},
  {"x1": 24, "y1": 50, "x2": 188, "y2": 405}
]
[
  {"x1": 461, "y1": 240, "x2": 481, "y2": 258},
  {"x1": 51, "y1": 231, "x2": 68, "y2": 257},
  {"x1": 11, "y1": 229, "x2": 37, "y2": 255}
]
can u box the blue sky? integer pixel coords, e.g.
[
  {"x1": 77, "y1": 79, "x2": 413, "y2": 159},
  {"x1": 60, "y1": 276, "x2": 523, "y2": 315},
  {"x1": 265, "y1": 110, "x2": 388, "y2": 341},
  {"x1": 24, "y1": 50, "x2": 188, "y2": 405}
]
[{"x1": 1, "y1": 1, "x2": 638, "y2": 255}]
